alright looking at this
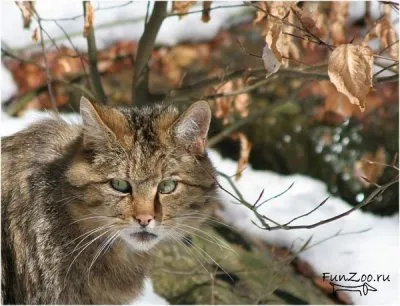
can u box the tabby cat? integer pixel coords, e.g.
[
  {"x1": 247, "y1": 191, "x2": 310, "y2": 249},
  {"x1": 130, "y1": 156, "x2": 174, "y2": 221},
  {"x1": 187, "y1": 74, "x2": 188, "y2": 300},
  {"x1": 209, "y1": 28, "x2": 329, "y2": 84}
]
[{"x1": 1, "y1": 98, "x2": 217, "y2": 304}]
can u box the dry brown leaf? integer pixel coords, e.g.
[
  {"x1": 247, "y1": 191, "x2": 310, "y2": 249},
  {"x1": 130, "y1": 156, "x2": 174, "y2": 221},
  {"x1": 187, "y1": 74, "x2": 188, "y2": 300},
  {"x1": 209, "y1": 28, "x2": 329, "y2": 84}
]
[
  {"x1": 172, "y1": 1, "x2": 197, "y2": 18},
  {"x1": 381, "y1": 3, "x2": 392, "y2": 17},
  {"x1": 202, "y1": 1, "x2": 212, "y2": 23},
  {"x1": 302, "y1": 9, "x2": 328, "y2": 51},
  {"x1": 15, "y1": 1, "x2": 35, "y2": 29},
  {"x1": 363, "y1": 17, "x2": 398, "y2": 59},
  {"x1": 263, "y1": 21, "x2": 283, "y2": 76},
  {"x1": 309, "y1": 80, "x2": 384, "y2": 123},
  {"x1": 214, "y1": 79, "x2": 249, "y2": 124},
  {"x1": 83, "y1": 2, "x2": 94, "y2": 38},
  {"x1": 169, "y1": 45, "x2": 202, "y2": 67},
  {"x1": 234, "y1": 93, "x2": 249, "y2": 118},
  {"x1": 328, "y1": 2, "x2": 349, "y2": 45},
  {"x1": 328, "y1": 44, "x2": 374, "y2": 112},
  {"x1": 215, "y1": 81, "x2": 234, "y2": 125},
  {"x1": 31, "y1": 27, "x2": 39, "y2": 42},
  {"x1": 232, "y1": 132, "x2": 252, "y2": 181},
  {"x1": 253, "y1": 1, "x2": 299, "y2": 67},
  {"x1": 263, "y1": 42, "x2": 281, "y2": 76},
  {"x1": 253, "y1": 1, "x2": 268, "y2": 25},
  {"x1": 157, "y1": 48, "x2": 182, "y2": 86},
  {"x1": 376, "y1": 17, "x2": 399, "y2": 59},
  {"x1": 265, "y1": 21, "x2": 283, "y2": 62},
  {"x1": 302, "y1": 2, "x2": 319, "y2": 13},
  {"x1": 268, "y1": 1, "x2": 293, "y2": 19},
  {"x1": 353, "y1": 147, "x2": 386, "y2": 187}
]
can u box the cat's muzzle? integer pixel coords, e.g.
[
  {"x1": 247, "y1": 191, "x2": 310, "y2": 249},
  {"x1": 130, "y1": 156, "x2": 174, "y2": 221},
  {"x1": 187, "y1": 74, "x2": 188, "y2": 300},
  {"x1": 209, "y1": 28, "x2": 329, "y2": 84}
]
[{"x1": 130, "y1": 231, "x2": 158, "y2": 242}]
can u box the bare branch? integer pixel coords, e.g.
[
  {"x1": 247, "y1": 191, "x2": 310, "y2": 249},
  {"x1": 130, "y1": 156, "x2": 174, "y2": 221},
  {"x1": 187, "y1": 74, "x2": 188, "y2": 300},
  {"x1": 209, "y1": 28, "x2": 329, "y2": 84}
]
[
  {"x1": 1, "y1": 47, "x2": 45, "y2": 69},
  {"x1": 132, "y1": 1, "x2": 167, "y2": 105},
  {"x1": 83, "y1": 1, "x2": 107, "y2": 104},
  {"x1": 255, "y1": 182, "x2": 295, "y2": 209},
  {"x1": 40, "y1": 1, "x2": 134, "y2": 22},
  {"x1": 32, "y1": 9, "x2": 58, "y2": 112},
  {"x1": 5, "y1": 73, "x2": 94, "y2": 116},
  {"x1": 301, "y1": 227, "x2": 372, "y2": 253},
  {"x1": 378, "y1": 39, "x2": 400, "y2": 55},
  {"x1": 373, "y1": 62, "x2": 399, "y2": 78},
  {"x1": 374, "y1": 74, "x2": 399, "y2": 84},
  {"x1": 167, "y1": 3, "x2": 249, "y2": 18},
  {"x1": 283, "y1": 197, "x2": 330, "y2": 227},
  {"x1": 53, "y1": 20, "x2": 94, "y2": 95},
  {"x1": 373, "y1": 54, "x2": 399, "y2": 62},
  {"x1": 217, "y1": 164, "x2": 399, "y2": 232}
]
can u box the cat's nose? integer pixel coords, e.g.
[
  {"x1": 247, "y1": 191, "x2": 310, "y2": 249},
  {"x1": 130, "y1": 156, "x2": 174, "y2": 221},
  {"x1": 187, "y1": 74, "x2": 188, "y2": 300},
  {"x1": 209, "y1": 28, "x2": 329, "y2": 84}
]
[{"x1": 135, "y1": 214, "x2": 154, "y2": 227}]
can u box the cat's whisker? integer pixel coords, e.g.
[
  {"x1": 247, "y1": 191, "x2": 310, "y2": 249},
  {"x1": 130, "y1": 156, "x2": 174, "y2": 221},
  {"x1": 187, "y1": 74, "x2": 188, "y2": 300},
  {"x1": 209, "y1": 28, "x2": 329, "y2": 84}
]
[
  {"x1": 68, "y1": 215, "x2": 116, "y2": 226},
  {"x1": 104, "y1": 229, "x2": 123, "y2": 254},
  {"x1": 164, "y1": 231, "x2": 211, "y2": 275},
  {"x1": 66, "y1": 223, "x2": 117, "y2": 256},
  {"x1": 55, "y1": 195, "x2": 82, "y2": 207},
  {"x1": 87, "y1": 228, "x2": 122, "y2": 278},
  {"x1": 174, "y1": 225, "x2": 235, "y2": 253},
  {"x1": 174, "y1": 216, "x2": 234, "y2": 230},
  {"x1": 175, "y1": 229, "x2": 233, "y2": 254},
  {"x1": 164, "y1": 213, "x2": 234, "y2": 229},
  {"x1": 171, "y1": 231, "x2": 227, "y2": 278},
  {"x1": 64, "y1": 227, "x2": 116, "y2": 287},
  {"x1": 173, "y1": 231, "x2": 233, "y2": 282}
]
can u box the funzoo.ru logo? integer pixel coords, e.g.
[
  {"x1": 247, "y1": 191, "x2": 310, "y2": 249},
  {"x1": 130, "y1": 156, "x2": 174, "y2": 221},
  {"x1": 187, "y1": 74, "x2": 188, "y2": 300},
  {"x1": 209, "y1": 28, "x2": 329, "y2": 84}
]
[{"x1": 322, "y1": 272, "x2": 390, "y2": 296}]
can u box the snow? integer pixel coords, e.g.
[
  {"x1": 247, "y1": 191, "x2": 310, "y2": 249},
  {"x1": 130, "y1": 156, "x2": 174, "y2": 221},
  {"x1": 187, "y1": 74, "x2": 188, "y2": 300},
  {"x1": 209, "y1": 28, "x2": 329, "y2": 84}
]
[
  {"x1": 210, "y1": 151, "x2": 399, "y2": 305},
  {"x1": 132, "y1": 279, "x2": 169, "y2": 305},
  {"x1": 1, "y1": 108, "x2": 398, "y2": 305},
  {"x1": 1, "y1": 63, "x2": 18, "y2": 102},
  {"x1": 1, "y1": 1, "x2": 249, "y2": 51},
  {"x1": 1, "y1": 1, "x2": 249, "y2": 103}
]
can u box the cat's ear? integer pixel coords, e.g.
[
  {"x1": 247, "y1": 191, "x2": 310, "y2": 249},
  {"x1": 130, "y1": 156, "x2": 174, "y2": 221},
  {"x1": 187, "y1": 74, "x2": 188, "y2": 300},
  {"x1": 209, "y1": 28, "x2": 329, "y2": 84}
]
[
  {"x1": 172, "y1": 100, "x2": 211, "y2": 155},
  {"x1": 80, "y1": 96, "x2": 128, "y2": 147}
]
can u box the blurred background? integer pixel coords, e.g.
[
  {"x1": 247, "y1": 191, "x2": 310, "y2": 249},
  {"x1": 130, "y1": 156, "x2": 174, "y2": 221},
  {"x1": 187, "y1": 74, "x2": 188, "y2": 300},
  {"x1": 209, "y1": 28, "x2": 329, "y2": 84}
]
[{"x1": 1, "y1": 1, "x2": 399, "y2": 305}]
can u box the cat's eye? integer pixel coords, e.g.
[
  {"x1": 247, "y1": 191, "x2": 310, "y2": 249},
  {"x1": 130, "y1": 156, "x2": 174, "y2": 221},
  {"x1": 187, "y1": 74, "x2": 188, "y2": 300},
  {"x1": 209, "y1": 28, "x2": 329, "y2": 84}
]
[
  {"x1": 110, "y1": 179, "x2": 131, "y2": 193},
  {"x1": 158, "y1": 180, "x2": 177, "y2": 194}
]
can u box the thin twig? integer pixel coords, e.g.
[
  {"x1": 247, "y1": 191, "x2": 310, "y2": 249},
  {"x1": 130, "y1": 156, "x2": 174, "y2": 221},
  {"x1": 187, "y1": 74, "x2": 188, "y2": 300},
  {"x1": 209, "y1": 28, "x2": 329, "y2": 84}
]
[
  {"x1": 373, "y1": 62, "x2": 399, "y2": 78},
  {"x1": 217, "y1": 164, "x2": 399, "y2": 232},
  {"x1": 167, "y1": 3, "x2": 249, "y2": 18},
  {"x1": 374, "y1": 74, "x2": 399, "y2": 84},
  {"x1": 373, "y1": 54, "x2": 399, "y2": 62},
  {"x1": 53, "y1": 20, "x2": 94, "y2": 94},
  {"x1": 167, "y1": 66, "x2": 329, "y2": 104},
  {"x1": 33, "y1": 9, "x2": 58, "y2": 112},
  {"x1": 1, "y1": 47, "x2": 45, "y2": 69},
  {"x1": 302, "y1": 228, "x2": 372, "y2": 252},
  {"x1": 378, "y1": 39, "x2": 400, "y2": 55},
  {"x1": 145, "y1": 2, "x2": 151, "y2": 25},
  {"x1": 255, "y1": 182, "x2": 295, "y2": 209},
  {"x1": 40, "y1": 2, "x2": 134, "y2": 22},
  {"x1": 283, "y1": 197, "x2": 330, "y2": 226}
]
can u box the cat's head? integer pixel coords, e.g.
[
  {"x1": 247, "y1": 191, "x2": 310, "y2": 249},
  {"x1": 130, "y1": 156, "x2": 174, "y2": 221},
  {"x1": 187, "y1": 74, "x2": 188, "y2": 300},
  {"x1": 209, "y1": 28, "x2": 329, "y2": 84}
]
[{"x1": 66, "y1": 97, "x2": 217, "y2": 252}]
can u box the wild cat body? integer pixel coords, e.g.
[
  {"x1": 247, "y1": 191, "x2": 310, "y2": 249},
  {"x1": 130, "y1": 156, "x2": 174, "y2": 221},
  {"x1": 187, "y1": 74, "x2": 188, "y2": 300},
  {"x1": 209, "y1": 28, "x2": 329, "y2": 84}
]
[{"x1": 1, "y1": 99, "x2": 217, "y2": 304}]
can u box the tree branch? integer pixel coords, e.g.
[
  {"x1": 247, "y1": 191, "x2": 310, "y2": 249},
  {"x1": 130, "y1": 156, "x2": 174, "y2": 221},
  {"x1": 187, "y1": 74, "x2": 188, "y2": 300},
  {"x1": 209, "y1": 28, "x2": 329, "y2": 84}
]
[
  {"x1": 217, "y1": 166, "x2": 399, "y2": 232},
  {"x1": 83, "y1": 1, "x2": 107, "y2": 104},
  {"x1": 32, "y1": 9, "x2": 58, "y2": 112},
  {"x1": 375, "y1": 74, "x2": 399, "y2": 84},
  {"x1": 132, "y1": 1, "x2": 167, "y2": 105}
]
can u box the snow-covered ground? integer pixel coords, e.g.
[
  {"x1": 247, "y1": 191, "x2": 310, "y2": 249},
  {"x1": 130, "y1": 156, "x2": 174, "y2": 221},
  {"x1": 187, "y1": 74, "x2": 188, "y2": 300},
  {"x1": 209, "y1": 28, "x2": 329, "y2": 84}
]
[{"x1": 1, "y1": 1, "x2": 399, "y2": 305}]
